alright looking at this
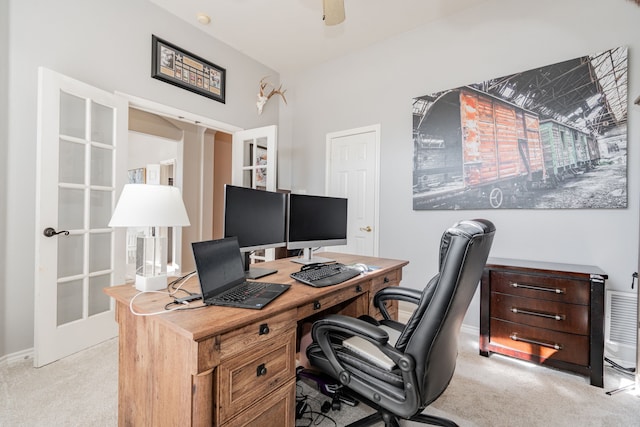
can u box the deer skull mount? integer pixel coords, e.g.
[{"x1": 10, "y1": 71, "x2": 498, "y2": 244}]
[{"x1": 257, "y1": 77, "x2": 287, "y2": 115}]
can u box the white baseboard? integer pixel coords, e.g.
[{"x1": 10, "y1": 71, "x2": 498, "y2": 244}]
[
  {"x1": 460, "y1": 323, "x2": 480, "y2": 337},
  {"x1": 0, "y1": 347, "x2": 34, "y2": 366}
]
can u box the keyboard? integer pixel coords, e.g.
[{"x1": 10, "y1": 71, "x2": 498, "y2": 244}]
[
  {"x1": 215, "y1": 281, "x2": 270, "y2": 302},
  {"x1": 290, "y1": 263, "x2": 361, "y2": 287}
]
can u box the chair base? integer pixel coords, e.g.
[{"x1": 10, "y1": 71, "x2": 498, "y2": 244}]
[{"x1": 346, "y1": 410, "x2": 459, "y2": 427}]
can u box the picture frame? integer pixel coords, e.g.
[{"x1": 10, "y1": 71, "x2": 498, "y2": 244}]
[
  {"x1": 128, "y1": 168, "x2": 146, "y2": 184},
  {"x1": 412, "y1": 46, "x2": 627, "y2": 210},
  {"x1": 151, "y1": 35, "x2": 226, "y2": 104},
  {"x1": 248, "y1": 144, "x2": 268, "y2": 189},
  {"x1": 254, "y1": 145, "x2": 268, "y2": 188}
]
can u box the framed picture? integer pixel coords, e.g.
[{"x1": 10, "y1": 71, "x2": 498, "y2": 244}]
[
  {"x1": 151, "y1": 35, "x2": 226, "y2": 104},
  {"x1": 253, "y1": 145, "x2": 267, "y2": 188},
  {"x1": 128, "y1": 168, "x2": 146, "y2": 184},
  {"x1": 412, "y1": 46, "x2": 627, "y2": 210}
]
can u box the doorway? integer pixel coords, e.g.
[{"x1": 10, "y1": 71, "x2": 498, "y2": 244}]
[
  {"x1": 326, "y1": 125, "x2": 380, "y2": 257},
  {"x1": 127, "y1": 107, "x2": 233, "y2": 275}
]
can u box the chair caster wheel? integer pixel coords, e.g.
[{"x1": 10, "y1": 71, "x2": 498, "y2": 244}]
[{"x1": 331, "y1": 398, "x2": 341, "y2": 411}]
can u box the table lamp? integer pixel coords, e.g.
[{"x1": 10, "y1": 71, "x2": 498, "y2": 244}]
[{"x1": 109, "y1": 184, "x2": 190, "y2": 292}]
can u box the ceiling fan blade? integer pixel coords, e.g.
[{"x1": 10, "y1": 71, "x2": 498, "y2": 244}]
[{"x1": 323, "y1": 0, "x2": 345, "y2": 26}]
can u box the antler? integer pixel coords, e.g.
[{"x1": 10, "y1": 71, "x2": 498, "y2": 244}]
[{"x1": 257, "y1": 77, "x2": 287, "y2": 114}]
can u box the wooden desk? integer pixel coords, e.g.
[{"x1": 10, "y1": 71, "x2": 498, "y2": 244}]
[{"x1": 105, "y1": 253, "x2": 408, "y2": 426}]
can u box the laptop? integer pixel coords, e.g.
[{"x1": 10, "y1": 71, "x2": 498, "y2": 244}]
[{"x1": 191, "y1": 237, "x2": 290, "y2": 309}]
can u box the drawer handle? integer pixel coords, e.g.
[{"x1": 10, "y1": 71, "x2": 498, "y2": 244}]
[
  {"x1": 510, "y1": 333, "x2": 562, "y2": 350},
  {"x1": 511, "y1": 307, "x2": 565, "y2": 321},
  {"x1": 313, "y1": 300, "x2": 321, "y2": 310},
  {"x1": 256, "y1": 363, "x2": 267, "y2": 377},
  {"x1": 259, "y1": 323, "x2": 270, "y2": 335},
  {"x1": 510, "y1": 282, "x2": 565, "y2": 294},
  {"x1": 383, "y1": 277, "x2": 390, "y2": 283},
  {"x1": 355, "y1": 285, "x2": 362, "y2": 293}
]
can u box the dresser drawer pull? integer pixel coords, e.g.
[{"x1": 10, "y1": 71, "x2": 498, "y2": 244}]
[
  {"x1": 510, "y1": 282, "x2": 565, "y2": 294},
  {"x1": 511, "y1": 307, "x2": 565, "y2": 321},
  {"x1": 510, "y1": 333, "x2": 562, "y2": 350}
]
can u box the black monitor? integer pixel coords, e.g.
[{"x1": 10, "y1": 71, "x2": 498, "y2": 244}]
[
  {"x1": 223, "y1": 185, "x2": 287, "y2": 279},
  {"x1": 286, "y1": 193, "x2": 348, "y2": 265}
]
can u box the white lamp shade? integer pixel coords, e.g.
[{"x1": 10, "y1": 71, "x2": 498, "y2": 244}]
[{"x1": 108, "y1": 184, "x2": 191, "y2": 228}]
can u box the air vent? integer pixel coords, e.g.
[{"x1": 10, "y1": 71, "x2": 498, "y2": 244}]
[{"x1": 605, "y1": 290, "x2": 637, "y2": 366}]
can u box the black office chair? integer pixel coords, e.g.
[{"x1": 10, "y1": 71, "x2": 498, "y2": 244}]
[{"x1": 305, "y1": 219, "x2": 496, "y2": 427}]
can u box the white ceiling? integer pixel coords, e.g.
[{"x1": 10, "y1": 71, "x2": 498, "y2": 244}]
[{"x1": 149, "y1": 0, "x2": 487, "y2": 74}]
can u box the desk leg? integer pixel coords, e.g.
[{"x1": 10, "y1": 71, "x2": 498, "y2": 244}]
[{"x1": 192, "y1": 368, "x2": 214, "y2": 426}]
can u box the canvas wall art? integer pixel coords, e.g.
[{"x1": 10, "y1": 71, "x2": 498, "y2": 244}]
[{"x1": 412, "y1": 46, "x2": 627, "y2": 210}]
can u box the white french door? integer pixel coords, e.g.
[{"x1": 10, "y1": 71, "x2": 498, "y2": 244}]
[
  {"x1": 232, "y1": 125, "x2": 278, "y2": 191},
  {"x1": 232, "y1": 125, "x2": 278, "y2": 261},
  {"x1": 34, "y1": 68, "x2": 127, "y2": 367},
  {"x1": 326, "y1": 125, "x2": 380, "y2": 256}
]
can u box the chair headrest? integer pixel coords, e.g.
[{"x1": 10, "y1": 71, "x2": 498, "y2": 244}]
[{"x1": 439, "y1": 219, "x2": 495, "y2": 269}]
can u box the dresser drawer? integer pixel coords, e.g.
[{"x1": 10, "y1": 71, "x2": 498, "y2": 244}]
[
  {"x1": 490, "y1": 319, "x2": 589, "y2": 366},
  {"x1": 491, "y1": 271, "x2": 589, "y2": 305},
  {"x1": 491, "y1": 293, "x2": 589, "y2": 335},
  {"x1": 216, "y1": 327, "x2": 296, "y2": 424}
]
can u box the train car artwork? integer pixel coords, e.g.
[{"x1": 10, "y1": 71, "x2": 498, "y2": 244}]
[
  {"x1": 413, "y1": 87, "x2": 545, "y2": 208},
  {"x1": 539, "y1": 119, "x2": 601, "y2": 184}
]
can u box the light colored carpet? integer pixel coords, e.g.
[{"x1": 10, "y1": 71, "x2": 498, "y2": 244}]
[{"x1": 1, "y1": 331, "x2": 638, "y2": 426}]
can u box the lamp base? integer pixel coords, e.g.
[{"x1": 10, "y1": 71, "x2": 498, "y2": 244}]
[{"x1": 135, "y1": 274, "x2": 168, "y2": 292}]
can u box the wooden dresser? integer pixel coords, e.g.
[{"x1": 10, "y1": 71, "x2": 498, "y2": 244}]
[
  {"x1": 105, "y1": 253, "x2": 407, "y2": 426},
  {"x1": 479, "y1": 258, "x2": 607, "y2": 387}
]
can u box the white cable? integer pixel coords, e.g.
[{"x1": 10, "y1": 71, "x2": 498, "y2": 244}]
[{"x1": 129, "y1": 271, "x2": 199, "y2": 316}]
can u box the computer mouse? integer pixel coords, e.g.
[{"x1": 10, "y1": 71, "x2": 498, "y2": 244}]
[{"x1": 352, "y1": 263, "x2": 368, "y2": 273}]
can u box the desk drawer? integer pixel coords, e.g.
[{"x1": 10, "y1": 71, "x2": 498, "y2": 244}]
[
  {"x1": 370, "y1": 269, "x2": 400, "y2": 320},
  {"x1": 217, "y1": 311, "x2": 297, "y2": 360},
  {"x1": 491, "y1": 271, "x2": 589, "y2": 305},
  {"x1": 297, "y1": 284, "x2": 366, "y2": 319},
  {"x1": 223, "y1": 379, "x2": 295, "y2": 427},
  {"x1": 491, "y1": 293, "x2": 588, "y2": 335},
  {"x1": 490, "y1": 318, "x2": 589, "y2": 366},
  {"x1": 216, "y1": 327, "x2": 296, "y2": 424}
]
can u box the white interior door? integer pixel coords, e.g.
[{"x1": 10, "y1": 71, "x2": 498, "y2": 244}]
[
  {"x1": 232, "y1": 125, "x2": 278, "y2": 261},
  {"x1": 34, "y1": 67, "x2": 127, "y2": 367},
  {"x1": 326, "y1": 125, "x2": 380, "y2": 256}
]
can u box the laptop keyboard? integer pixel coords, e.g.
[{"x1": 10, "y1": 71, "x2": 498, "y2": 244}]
[
  {"x1": 214, "y1": 281, "x2": 270, "y2": 303},
  {"x1": 290, "y1": 263, "x2": 361, "y2": 287}
]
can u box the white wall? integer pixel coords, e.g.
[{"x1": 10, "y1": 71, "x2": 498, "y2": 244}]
[
  {"x1": 0, "y1": 0, "x2": 9, "y2": 358},
  {"x1": 2, "y1": 0, "x2": 279, "y2": 357},
  {"x1": 280, "y1": 0, "x2": 640, "y2": 332}
]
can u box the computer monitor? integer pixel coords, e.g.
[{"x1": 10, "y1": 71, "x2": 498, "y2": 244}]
[
  {"x1": 223, "y1": 185, "x2": 287, "y2": 279},
  {"x1": 286, "y1": 193, "x2": 348, "y2": 265}
]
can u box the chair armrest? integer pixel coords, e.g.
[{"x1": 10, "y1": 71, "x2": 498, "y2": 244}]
[
  {"x1": 374, "y1": 274, "x2": 439, "y2": 321},
  {"x1": 374, "y1": 286, "x2": 422, "y2": 321},
  {"x1": 312, "y1": 314, "x2": 391, "y2": 347},
  {"x1": 310, "y1": 314, "x2": 420, "y2": 416},
  {"x1": 311, "y1": 314, "x2": 406, "y2": 372}
]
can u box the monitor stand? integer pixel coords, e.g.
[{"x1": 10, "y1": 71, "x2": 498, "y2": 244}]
[
  {"x1": 291, "y1": 248, "x2": 335, "y2": 265},
  {"x1": 243, "y1": 252, "x2": 277, "y2": 279}
]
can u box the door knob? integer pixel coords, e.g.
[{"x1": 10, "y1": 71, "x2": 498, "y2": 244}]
[
  {"x1": 43, "y1": 227, "x2": 70, "y2": 237},
  {"x1": 359, "y1": 226, "x2": 372, "y2": 232}
]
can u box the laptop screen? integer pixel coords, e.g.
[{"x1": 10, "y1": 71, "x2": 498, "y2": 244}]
[{"x1": 191, "y1": 237, "x2": 246, "y2": 300}]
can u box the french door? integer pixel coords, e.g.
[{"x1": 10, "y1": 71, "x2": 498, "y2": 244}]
[
  {"x1": 232, "y1": 125, "x2": 278, "y2": 261},
  {"x1": 34, "y1": 68, "x2": 127, "y2": 367}
]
